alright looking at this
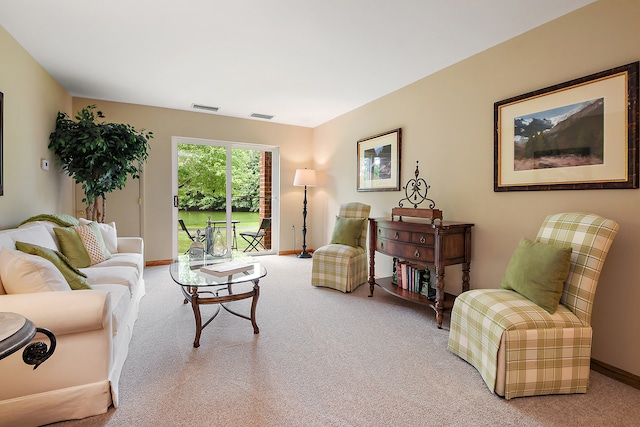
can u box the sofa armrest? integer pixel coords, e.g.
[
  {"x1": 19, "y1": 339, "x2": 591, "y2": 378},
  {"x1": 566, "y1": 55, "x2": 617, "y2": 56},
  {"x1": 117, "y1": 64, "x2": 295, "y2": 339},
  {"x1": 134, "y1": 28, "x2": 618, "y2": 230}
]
[
  {"x1": 117, "y1": 237, "x2": 143, "y2": 255},
  {"x1": 0, "y1": 290, "x2": 110, "y2": 336}
]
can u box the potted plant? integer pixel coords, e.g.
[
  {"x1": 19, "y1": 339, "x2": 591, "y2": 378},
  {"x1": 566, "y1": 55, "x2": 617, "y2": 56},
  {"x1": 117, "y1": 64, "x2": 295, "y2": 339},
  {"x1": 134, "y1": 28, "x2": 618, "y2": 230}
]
[{"x1": 49, "y1": 105, "x2": 153, "y2": 222}]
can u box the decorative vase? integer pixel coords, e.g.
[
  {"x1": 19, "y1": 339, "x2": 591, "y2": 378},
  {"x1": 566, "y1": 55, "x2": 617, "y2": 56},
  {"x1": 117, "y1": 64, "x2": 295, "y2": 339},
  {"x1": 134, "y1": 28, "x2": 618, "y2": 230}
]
[
  {"x1": 205, "y1": 216, "x2": 214, "y2": 255},
  {"x1": 213, "y1": 229, "x2": 227, "y2": 257},
  {"x1": 188, "y1": 230, "x2": 205, "y2": 260}
]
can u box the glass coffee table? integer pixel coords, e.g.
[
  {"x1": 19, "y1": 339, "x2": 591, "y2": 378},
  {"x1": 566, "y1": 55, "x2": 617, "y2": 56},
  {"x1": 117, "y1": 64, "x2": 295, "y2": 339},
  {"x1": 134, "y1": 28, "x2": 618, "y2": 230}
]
[{"x1": 169, "y1": 254, "x2": 267, "y2": 348}]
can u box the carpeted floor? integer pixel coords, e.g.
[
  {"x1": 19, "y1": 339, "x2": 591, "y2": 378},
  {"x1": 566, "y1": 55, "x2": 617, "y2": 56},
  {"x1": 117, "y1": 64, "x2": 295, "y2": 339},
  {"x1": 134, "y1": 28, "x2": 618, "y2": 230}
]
[{"x1": 55, "y1": 255, "x2": 639, "y2": 426}]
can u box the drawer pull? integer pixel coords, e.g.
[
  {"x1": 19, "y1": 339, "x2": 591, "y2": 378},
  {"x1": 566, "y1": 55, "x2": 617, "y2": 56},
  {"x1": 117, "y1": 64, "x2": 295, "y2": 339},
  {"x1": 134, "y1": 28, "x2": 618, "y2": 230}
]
[
  {"x1": 414, "y1": 249, "x2": 420, "y2": 258},
  {"x1": 380, "y1": 242, "x2": 384, "y2": 249},
  {"x1": 420, "y1": 236, "x2": 426, "y2": 244},
  {"x1": 394, "y1": 232, "x2": 399, "y2": 240}
]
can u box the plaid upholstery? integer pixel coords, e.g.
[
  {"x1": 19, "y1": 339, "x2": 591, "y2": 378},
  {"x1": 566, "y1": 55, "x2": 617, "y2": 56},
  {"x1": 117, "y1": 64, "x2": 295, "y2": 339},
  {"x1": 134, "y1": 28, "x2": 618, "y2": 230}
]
[
  {"x1": 311, "y1": 202, "x2": 371, "y2": 293},
  {"x1": 536, "y1": 212, "x2": 619, "y2": 326},
  {"x1": 448, "y1": 212, "x2": 618, "y2": 399}
]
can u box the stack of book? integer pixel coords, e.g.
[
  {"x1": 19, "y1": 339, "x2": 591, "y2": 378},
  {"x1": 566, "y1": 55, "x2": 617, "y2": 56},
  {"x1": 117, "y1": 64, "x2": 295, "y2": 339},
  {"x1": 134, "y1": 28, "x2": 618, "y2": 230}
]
[
  {"x1": 200, "y1": 261, "x2": 253, "y2": 277},
  {"x1": 391, "y1": 258, "x2": 436, "y2": 300}
]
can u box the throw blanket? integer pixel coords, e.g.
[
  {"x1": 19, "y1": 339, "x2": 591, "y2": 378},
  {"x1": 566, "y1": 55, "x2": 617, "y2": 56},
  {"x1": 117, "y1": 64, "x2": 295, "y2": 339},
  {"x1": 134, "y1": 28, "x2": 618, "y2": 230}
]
[{"x1": 19, "y1": 213, "x2": 80, "y2": 227}]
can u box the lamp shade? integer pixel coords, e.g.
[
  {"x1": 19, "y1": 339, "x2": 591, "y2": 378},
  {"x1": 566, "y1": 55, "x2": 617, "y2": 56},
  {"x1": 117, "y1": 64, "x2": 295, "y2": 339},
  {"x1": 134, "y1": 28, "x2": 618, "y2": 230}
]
[{"x1": 293, "y1": 169, "x2": 317, "y2": 187}]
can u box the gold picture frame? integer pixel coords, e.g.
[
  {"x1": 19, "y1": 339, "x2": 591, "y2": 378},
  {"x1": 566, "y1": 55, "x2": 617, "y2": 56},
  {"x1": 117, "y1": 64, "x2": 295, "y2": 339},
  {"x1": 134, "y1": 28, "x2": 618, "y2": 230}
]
[
  {"x1": 494, "y1": 62, "x2": 638, "y2": 191},
  {"x1": 357, "y1": 128, "x2": 401, "y2": 192}
]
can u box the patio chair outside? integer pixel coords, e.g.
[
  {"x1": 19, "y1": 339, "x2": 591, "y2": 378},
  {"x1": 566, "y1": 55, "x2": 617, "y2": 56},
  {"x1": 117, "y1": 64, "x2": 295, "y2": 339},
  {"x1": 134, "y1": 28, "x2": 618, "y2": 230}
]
[{"x1": 240, "y1": 218, "x2": 271, "y2": 252}]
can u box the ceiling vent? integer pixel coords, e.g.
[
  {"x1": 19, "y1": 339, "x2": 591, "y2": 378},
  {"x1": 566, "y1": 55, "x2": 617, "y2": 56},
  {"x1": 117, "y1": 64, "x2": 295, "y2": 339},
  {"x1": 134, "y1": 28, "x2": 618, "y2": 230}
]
[
  {"x1": 250, "y1": 113, "x2": 274, "y2": 120},
  {"x1": 191, "y1": 103, "x2": 219, "y2": 113}
]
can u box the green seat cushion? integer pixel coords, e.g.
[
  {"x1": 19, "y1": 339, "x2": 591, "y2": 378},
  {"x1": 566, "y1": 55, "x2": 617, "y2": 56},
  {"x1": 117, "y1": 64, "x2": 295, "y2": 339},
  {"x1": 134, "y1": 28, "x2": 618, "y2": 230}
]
[
  {"x1": 330, "y1": 216, "x2": 365, "y2": 247},
  {"x1": 500, "y1": 237, "x2": 572, "y2": 314},
  {"x1": 15, "y1": 241, "x2": 91, "y2": 290}
]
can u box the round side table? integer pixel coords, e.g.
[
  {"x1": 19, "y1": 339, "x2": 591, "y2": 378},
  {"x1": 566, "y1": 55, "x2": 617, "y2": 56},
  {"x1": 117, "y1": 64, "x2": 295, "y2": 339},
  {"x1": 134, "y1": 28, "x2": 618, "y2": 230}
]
[{"x1": 0, "y1": 312, "x2": 56, "y2": 369}]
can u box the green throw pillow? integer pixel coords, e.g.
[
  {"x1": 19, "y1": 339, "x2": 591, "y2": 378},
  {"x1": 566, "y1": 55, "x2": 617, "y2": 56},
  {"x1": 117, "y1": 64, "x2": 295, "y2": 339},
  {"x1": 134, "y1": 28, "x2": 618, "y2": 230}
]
[
  {"x1": 54, "y1": 226, "x2": 92, "y2": 268},
  {"x1": 15, "y1": 241, "x2": 91, "y2": 290},
  {"x1": 330, "y1": 216, "x2": 365, "y2": 247},
  {"x1": 500, "y1": 237, "x2": 572, "y2": 314},
  {"x1": 54, "y1": 224, "x2": 111, "y2": 268}
]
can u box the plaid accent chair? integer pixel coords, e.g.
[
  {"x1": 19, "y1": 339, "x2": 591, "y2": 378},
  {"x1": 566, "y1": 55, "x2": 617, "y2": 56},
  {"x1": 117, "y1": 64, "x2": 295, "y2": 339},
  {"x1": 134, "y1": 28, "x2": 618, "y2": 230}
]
[
  {"x1": 447, "y1": 213, "x2": 619, "y2": 399},
  {"x1": 311, "y1": 202, "x2": 371, "y2": 293}
]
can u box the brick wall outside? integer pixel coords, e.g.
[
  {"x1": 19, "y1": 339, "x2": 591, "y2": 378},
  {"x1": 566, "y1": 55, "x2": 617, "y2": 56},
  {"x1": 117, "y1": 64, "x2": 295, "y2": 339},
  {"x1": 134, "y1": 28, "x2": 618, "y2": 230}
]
[{"x1": 259, "y1": 151, "x2": 273, "y2": 248}]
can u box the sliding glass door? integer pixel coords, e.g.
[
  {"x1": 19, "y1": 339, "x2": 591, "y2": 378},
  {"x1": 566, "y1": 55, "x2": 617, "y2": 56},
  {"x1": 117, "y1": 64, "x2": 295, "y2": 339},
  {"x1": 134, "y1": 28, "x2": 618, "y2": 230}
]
[{"x1": 172, "y1": 137, "x2": 279, "y2": 257}]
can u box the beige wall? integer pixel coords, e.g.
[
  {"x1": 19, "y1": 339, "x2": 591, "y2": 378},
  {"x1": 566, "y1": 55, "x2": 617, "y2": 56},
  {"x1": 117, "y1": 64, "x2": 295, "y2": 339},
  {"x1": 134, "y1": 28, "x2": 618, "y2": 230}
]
[
  {"x1": 312, "y1": 0, "x2": 640, "y2": 377},
  {"x1": 0, "y1": 26, "x2": 73, "y2": 228},
  {"x1": 72, "y1": 98, "x2": 314, "y2": 262},
  {"x1": 1, "y1": 0, "x2": 637, "y2": 379}
]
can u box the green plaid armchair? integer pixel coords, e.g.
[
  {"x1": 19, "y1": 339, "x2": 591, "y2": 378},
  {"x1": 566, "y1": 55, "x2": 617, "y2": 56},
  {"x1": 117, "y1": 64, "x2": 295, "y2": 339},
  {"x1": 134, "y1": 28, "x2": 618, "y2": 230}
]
[
  {"x1": 311, "y1": 202, "x2": 371, "y2": 293},
  {"x1": 448, "y1": 212, "x2": 619, "y2": 399}
]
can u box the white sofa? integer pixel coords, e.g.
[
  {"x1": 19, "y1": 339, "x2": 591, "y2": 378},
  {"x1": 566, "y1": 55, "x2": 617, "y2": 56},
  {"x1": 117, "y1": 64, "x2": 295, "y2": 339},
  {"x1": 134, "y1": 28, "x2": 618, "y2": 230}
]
[{"x1": 0, "y1": 220, "x2": 145, "y2": 427}]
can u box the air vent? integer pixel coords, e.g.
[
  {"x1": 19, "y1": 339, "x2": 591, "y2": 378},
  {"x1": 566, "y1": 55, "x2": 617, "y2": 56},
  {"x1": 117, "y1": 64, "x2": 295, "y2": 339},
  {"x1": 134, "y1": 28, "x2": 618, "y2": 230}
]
[
  {"x1": 191, "y1": 103, "x2": 219, "y2": 112},
  {"x1": 250, "y1": 113, "x2": 274, "y2": 120}
]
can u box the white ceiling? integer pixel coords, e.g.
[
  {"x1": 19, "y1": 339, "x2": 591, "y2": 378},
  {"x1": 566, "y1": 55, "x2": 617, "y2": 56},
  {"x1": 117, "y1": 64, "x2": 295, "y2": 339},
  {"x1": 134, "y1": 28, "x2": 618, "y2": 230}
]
[{"x1": 0, "y1": 0, "x2": 595, "y2": 128}]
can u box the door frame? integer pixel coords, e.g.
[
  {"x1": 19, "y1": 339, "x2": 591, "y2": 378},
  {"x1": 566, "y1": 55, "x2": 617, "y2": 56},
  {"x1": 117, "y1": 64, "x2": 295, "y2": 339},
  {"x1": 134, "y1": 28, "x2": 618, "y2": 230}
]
[{"x1": 171, "y1": 136, "x2": 280, "y2": 257}]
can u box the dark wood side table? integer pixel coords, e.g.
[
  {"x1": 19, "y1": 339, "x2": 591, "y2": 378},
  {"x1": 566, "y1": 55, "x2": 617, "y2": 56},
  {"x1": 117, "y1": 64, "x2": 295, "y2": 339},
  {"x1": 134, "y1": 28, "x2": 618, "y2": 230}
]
[{"x1": 368, "y1": 216, "x2": 473, "y2": 328}]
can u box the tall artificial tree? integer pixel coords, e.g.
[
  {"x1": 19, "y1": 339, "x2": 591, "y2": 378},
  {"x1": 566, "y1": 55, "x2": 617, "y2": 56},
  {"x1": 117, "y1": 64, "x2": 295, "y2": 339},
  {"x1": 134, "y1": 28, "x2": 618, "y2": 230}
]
[{"x1": 49, "y1": 105, "x2": 153, "y2": 222}]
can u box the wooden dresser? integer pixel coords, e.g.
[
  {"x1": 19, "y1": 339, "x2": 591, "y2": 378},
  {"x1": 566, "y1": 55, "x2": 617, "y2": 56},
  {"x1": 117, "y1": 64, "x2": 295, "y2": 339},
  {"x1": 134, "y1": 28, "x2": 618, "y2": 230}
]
[{"x1": 368, "y1": 214, "x2": 473, "y2": 328}]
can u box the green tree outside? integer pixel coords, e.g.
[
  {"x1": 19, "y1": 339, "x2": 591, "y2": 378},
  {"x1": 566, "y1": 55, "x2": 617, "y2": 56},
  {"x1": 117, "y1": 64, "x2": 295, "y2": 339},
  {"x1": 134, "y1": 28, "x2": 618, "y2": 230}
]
[
  {"x1": 176, "y1": 143, "x2": 263, "y2": 253},
  {"x1": 177, "y1": 144, "x2": 261, "y2": 211}
]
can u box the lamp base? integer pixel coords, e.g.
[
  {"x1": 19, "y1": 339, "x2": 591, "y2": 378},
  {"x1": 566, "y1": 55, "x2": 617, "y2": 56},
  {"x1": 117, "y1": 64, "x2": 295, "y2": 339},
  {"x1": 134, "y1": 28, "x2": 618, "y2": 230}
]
[{"x1": 297, "y1": 251, "x2": 312, "y2": 259}]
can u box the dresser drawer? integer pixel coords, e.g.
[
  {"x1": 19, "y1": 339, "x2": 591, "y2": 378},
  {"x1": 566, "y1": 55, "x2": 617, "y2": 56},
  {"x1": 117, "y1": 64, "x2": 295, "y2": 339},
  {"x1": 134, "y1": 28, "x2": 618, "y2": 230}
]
[
  {"x1": 410, "y1": 232, "x2": 435, "y2": 246},
  {"x1": 377, "y1": 227, "x2": 411, "y2": 242},
  {"x1": 376, "y1": 239, "x2": 435, "y2": 263}
]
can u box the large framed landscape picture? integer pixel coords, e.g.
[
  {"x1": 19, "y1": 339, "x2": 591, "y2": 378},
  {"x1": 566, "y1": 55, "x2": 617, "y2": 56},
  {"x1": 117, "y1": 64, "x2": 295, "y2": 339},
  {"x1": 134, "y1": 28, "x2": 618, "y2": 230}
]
[{"x1": 494, "y1": 62, "x2": 639, "y2": 191}]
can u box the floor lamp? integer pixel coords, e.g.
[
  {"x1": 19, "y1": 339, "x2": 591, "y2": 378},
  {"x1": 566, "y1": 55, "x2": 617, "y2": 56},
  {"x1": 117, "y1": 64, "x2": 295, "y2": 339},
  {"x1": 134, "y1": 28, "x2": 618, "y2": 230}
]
[{"x1": 293, "y1": 168, "x2": 317, "y2": 258}]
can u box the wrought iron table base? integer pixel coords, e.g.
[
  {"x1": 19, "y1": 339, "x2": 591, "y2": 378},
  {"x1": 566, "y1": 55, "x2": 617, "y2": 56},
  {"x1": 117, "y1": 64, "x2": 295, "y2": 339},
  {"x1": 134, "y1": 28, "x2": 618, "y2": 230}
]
[{"x1": 181, "y1": 281, "x2": 260, "y2": 348}]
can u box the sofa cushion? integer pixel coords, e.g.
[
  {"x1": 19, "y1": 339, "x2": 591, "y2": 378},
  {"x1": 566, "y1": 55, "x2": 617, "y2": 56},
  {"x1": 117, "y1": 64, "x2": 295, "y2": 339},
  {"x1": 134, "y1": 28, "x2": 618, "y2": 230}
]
[
  {"x1": 55, "y1": 224, "x2": 112, "y2": 268},
  {"x1": 79, "y1": 219, "x2": 118, "y2": 254},
  {"x1": 500, "y1": 237, "x2": 572, "y2": 314},
  {"x1": 9, "y1": 223, "x2": 59, "y2": 251},
  {"x1": 81, "y1": 266, "x2": 139, "y2": 296},
  {"x1": 92, "y1": 252, "x2": 143, "y2": 273},
  {"x1": 15, "y1": 241, "x2": 91, "y2": 290},
  {"x1": 0, "y1": 248, "x2": 71, "y2": 293}
]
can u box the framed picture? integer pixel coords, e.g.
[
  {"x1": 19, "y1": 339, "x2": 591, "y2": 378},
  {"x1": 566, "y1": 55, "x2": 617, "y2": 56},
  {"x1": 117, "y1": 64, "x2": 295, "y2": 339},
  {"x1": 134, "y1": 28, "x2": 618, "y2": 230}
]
[
  {"x1": 357, "y1": 128, "x2": 401, "y2": 192},
  {"x1": 494, "y1": 62, "x2": 639, "y2": 191},
  {"x1": 0, "y1": 91, "x2": 3, "y2": 196}
]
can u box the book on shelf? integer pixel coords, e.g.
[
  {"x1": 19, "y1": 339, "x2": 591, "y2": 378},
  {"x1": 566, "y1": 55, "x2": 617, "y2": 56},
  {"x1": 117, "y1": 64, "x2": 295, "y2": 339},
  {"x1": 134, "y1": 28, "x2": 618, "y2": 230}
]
[
  {"x1": 392, "y1": 259, "x2": 434, "y2": 297},
  {"x1": 200, "y1": 261, "x2": 253, "y2": 277},
  {"x1": 414, "y1": 265, "x2": 421, "y2": 293},
  {"x1": 401, "y1": 262, "x2": 408, "y2": 290}
]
